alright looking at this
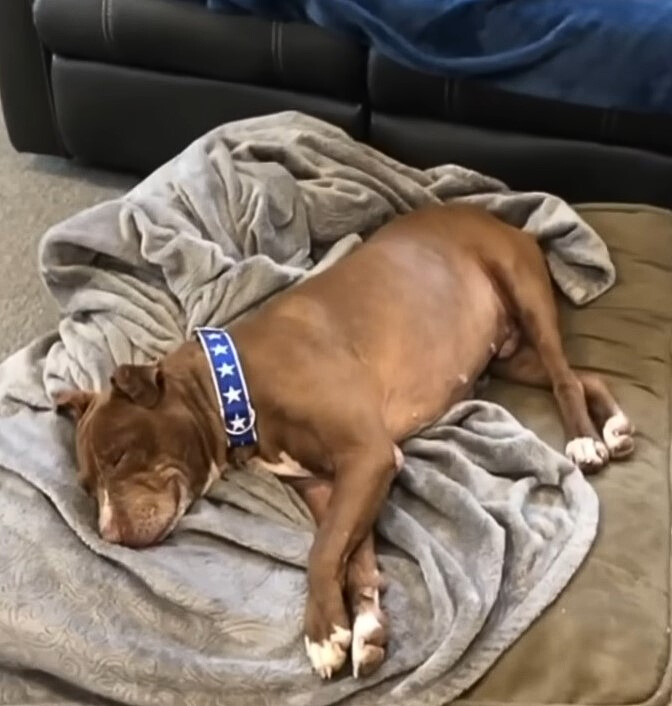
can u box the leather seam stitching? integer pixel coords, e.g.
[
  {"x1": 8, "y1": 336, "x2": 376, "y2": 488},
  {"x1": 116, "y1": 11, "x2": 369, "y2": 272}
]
[
  {"x1": 101, "y1": 0, "x2": 115, "y2": 50},
  {"x1": 270, "y1": 21, "x2": 279, "y2": 85},
  {"x1": 101, "y1": 0, "x2": 109, "y2": 45},
  {"x1": 270, "y1": 21, "x2": 275, "y2": 81},
  {"x1": 277, "y1": 22, "x2": 285, "y2": 82},
  {"x1": 443, "y1": 77, "x2": 455, "y2": 119}
]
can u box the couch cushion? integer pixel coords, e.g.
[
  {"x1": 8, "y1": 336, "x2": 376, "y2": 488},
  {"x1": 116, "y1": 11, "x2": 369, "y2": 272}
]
[
  {"x1": 459, "y1": 204, "x2": 672, "y2": 705},
  {"x1": 370, "y1": 115, "x2": 672, "y2": 211},
  {"x1": 368, "y1": 51, "x2": 672, "y2": 156},
  {"x1": 50, "y1": 58, "x2": 366, "y2": 173},
  {"x1": 33, "y1": 0, "x2": 367, "y2": 102}
]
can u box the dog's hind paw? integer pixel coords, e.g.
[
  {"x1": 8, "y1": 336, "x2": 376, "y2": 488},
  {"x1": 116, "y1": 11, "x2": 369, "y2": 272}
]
[
  {"x1": 305, "y1": 625, "x2": 351, "y2": 679},
  {"x1": 565, "y1": 436, "x2": 609, "y2": 473},
  {"x1": 603, "y1": 411, "x2": 635, "y2": 459},
  {"x1": 351, "y1": 594, "x2": 387, "y2": 678}
]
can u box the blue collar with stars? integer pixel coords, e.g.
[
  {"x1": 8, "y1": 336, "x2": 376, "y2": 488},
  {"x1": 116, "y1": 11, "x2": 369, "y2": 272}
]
[{"x1": 195, "y1": 327, "x2": 258, "y2": 448}]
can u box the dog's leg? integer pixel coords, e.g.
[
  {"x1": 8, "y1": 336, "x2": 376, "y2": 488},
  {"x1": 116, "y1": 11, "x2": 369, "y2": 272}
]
[
  {"x1": 288, "y1": 478, "x2": 350, "y2": 678},
  {"x1": 491, "y1": 344, "x2": 634, "y2": 469},
  {"x1": 298, "y1": 437, "x2": 394, "y2": 679},
  {"x1": 290, "y1": 476, "x2": 389, "y2": 679},
  {"x1": 346, "y1": 443, "x2": 404, "y2": 677},
  {"x1": 489, "y1": 236, "x2": 633, "y2": 473},
  {"x1": 580, "y1": 373, "x2": 635, "y2": 458},
  {"x1": 346, "y1": 531, "x2": 387, "y2": 678}
]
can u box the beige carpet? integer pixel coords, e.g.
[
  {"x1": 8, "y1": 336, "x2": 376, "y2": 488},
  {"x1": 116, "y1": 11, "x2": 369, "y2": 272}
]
[{"x1": 0, "y1": 113, "x2": 137, "y2": 361}]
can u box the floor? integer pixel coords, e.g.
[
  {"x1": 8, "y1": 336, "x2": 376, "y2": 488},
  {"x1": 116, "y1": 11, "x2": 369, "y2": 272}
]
[{"x1": 0, "y1": 113, "x2": 136, "y2": 360}]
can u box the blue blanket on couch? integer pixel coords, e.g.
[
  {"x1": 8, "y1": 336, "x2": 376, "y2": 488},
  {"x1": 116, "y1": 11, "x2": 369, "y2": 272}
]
[{"x1": 205, "y1": 0, "x2": 672, "y2": 115}]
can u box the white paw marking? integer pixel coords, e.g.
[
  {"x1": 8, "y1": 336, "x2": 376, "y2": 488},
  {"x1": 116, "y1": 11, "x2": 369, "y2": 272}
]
[
  {"x1": 305, "y1": 625, "x2": 351, "y2": 679},
  {"x1": 352, "y1": 608, "x2": 384, "y2": 678},
  {"x1": 603, "y1": 411, "x2": 634, "y2": 458},
  {"x1": 393, "y1": 445, "x2": 404, "y2": 473},
  {"x1": 565, "y1": 437, "x2": 609, "y2": 470}
]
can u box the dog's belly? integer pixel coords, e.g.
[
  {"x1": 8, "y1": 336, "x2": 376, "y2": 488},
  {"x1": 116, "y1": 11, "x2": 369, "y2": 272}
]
[
  {"x1": 369, "y1": 265, "x2": 511, "y2": 440},
  {"x1": 380, "y1": 306, "x2": 506, "y2": 441}
]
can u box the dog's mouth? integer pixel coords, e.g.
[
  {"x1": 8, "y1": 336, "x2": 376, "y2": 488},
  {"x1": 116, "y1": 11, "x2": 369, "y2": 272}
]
[{"x1": 152, "y1": 479, "x2": 191, "y2": 544}]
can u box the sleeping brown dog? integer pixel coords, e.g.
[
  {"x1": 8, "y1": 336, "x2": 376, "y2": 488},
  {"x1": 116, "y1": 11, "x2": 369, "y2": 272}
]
[{"x1": 56, "y1": 203, "x2": 634, "y2": 680}]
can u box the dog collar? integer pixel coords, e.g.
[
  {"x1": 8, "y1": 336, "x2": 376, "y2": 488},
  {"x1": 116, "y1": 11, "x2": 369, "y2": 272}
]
[{"x1": 195, "y1": 327, "x2": 258, "y2": 448}]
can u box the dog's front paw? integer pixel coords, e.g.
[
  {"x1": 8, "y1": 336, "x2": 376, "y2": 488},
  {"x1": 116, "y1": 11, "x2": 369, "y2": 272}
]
[
  {"x1": 565, "y1": 436, "x2": 609, "y2": 473},
  {"x1": 304, "y1": 594, "x2": 351, "y2": 679},
  {"x1": 603, "y1": 411, "x2": 635, "y2": 459},
  {"x1": 304, "y1": 625, "x2": 351, "y2": 680},
  {"x1": 351, "y1": 592, "x2": 387, "y2": 678}
]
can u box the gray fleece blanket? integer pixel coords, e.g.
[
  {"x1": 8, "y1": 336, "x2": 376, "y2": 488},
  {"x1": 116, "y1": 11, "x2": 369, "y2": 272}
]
[{"x1": 0, "y1": 112, "x2": 612, "y2": 706}]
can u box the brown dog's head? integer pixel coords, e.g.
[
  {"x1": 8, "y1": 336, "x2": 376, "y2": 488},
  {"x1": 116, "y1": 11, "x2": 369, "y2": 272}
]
[{"x1": 55, "y1": 363, "x2": 223, "y2": 548}]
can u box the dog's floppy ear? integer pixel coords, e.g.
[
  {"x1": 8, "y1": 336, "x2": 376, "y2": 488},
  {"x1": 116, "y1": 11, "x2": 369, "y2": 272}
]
[
  {"x1": 54, "y1": 389, "x2": 95, "y2": 421},
  {"x1": 111, "y1": 364, "x2": 163, "y2": 408}
]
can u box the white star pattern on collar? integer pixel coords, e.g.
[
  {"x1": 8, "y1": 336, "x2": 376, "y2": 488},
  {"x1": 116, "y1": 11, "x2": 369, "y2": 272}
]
[
  {"x1": 230, "y1": 414, "x2": 248, "y2": 432},
  {"x1": 217, "y1": 362, "x2": 235, "y2": 378},
  {"x1": 196, "y1": 326, "x2": 257, "y2": 447},
  {"x1": 223, "y1": 386, "x2": 242, "y2": 404}
]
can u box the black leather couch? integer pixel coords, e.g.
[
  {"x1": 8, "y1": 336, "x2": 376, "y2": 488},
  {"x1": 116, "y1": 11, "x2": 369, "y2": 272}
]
[{"x1": 3, "y1": 0, "x2": 672, "y2": 208}]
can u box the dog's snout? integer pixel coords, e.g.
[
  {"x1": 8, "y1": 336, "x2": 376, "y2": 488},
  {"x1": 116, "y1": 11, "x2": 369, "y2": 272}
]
[{"x1": 96, "y1": 479, "x2": 183, "y2": 548}]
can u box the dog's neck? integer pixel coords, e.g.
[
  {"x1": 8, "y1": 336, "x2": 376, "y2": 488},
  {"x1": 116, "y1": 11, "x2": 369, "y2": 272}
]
[{"x1": 164, "y1": 341, "x2": 253, "y2": 470}]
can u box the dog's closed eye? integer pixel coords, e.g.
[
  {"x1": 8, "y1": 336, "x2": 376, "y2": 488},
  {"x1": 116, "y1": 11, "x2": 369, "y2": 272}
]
[
  {"x1": 103, "y1": 449, "x2": 129, "y2": 471},
  {"x1": 109, "y1": 447, "x2": 152, "y2": 472}
]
